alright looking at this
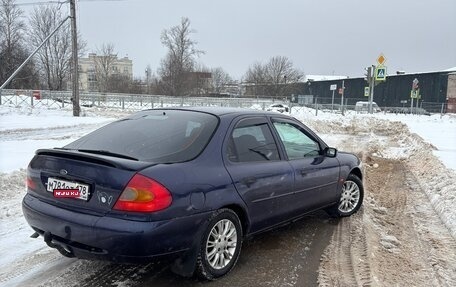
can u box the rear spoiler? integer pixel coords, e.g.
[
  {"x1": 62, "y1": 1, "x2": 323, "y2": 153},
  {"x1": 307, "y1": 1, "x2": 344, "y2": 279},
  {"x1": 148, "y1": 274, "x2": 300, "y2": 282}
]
[{"x1": 35, "y1": 149, "x2": 155, "y2": 171}]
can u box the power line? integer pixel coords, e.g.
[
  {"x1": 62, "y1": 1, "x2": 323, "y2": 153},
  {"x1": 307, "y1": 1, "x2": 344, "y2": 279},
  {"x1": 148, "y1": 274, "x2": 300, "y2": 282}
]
[
  {"x1": 78, "y1": 0, "x2": 129, "y2": 2},
  {"x1": 14, "y1": 1, "x2": 69, "y2": 6},
  {"x1": 15, "y1": 0, "x2": 132, "y2": 6}
]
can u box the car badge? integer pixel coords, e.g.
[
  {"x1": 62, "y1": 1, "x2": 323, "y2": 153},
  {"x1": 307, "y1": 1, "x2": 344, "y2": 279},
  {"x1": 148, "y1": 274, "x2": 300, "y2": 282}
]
[{"x1": 60, "y1": 169, "x2": 68, "y2": 175}]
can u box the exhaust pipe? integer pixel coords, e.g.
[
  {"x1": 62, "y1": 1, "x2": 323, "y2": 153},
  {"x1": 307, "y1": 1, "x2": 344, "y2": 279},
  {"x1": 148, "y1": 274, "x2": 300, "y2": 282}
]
[{"x1": 30, "y1": 232, "x2": 40, "y2": 238}]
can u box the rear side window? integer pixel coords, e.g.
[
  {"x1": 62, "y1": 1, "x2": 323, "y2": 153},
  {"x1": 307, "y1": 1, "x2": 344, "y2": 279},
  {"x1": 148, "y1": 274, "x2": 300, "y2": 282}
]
[
  {"x1": 64, "y1": 110, "x2": 218, "y2": 163},
  {"x1": 227, "y1": 121, "x2": 280, "y2": 162}
]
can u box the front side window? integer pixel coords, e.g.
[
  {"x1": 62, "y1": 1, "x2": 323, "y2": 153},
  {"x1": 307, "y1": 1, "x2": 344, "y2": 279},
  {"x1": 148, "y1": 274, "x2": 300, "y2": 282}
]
[
  {"x1": 227, "y1": 122, "x2": 280, "y2": 162},
  {"x1": 273, "y1": 121, "x2": 320, "y2": 159}
]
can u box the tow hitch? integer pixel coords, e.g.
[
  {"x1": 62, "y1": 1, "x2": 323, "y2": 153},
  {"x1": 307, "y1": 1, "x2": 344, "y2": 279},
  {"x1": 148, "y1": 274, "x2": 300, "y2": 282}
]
[{"x1": 40, "y1": 231, "x2": 75, "y2": 258}]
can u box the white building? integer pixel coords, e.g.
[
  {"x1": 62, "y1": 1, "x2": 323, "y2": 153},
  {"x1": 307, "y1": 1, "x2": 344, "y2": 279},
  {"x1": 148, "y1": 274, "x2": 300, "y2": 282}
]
[{"x1": 78, "y1": 53, "x2": 133, "y2": 92}]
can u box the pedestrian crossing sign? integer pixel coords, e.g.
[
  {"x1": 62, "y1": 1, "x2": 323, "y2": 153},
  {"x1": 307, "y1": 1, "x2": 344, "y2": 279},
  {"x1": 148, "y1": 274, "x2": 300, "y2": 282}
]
[
  {"x1": 410, "y1": 89, "x2": 421, "y2": 99},
  {"x1": 375, "y1": 66, "x2": 387, "y2": 81}
]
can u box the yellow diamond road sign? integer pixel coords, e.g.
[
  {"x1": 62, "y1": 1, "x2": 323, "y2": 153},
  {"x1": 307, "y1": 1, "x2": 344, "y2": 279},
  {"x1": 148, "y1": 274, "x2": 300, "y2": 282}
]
[{"x1": 377, "y1": 54, "x2": 386, "y2": 65}]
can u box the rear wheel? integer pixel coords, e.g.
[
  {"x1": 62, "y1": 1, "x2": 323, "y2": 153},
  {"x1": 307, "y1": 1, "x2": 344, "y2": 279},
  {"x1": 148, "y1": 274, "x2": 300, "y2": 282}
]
[
  {"x1": 195, "y1": 209, "x2": 242, "y2": 280},
  {"x1": 326, "y1": 174, "x2": 364, "y2": 217}
]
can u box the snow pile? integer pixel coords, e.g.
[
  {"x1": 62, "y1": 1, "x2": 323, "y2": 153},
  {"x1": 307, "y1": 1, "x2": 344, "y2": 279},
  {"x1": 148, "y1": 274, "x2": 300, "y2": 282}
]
[
  {"x1": 292, "y1": 108, "x2": 456, "y2": 239},
  {"x1": 291, "y1": 108, "x2": 456, "y2": 170},
  {"x1": 406, "y1": 147, "x2": 456, "y2": 239},
  {"x1": 392, "y1": 114, "x2": 456, "y2": 170},
  {"x1": 0, "y1": 170, "x2": 26, "y2": 220}
]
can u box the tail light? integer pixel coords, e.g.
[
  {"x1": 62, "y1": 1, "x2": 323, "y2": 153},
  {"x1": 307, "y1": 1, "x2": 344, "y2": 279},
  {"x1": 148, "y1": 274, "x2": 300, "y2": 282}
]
[
  {"x1": 113, "y1": 174, "x2": 172, "y2": 212},
  {"x1": 26, "y1": 173, "x2": 36, "y2": 191}
]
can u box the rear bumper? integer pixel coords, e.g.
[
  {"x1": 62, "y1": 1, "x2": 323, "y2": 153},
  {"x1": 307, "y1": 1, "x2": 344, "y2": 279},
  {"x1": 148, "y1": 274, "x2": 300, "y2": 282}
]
[{"x1": 22, "y1": 194, "x2": 210, "y2": 263}]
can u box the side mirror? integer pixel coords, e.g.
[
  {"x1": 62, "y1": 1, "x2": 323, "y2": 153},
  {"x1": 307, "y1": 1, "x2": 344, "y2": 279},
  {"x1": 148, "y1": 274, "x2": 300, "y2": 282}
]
[{"x1": 325, "y1": 147, "x2": 337, "y2": 158}]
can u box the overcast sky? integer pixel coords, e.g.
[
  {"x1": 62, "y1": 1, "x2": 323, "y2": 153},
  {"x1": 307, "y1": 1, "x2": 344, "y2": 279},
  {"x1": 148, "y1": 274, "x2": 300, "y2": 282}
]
[{"x1": 20, "y1": 0, "x2": 456, "y2": 79}]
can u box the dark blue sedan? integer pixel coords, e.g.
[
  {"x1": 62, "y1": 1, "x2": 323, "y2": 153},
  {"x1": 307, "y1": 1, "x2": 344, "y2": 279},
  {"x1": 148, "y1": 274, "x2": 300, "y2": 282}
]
[{"x1": 23, "y1": 107, "x2": 363, "y2": 280}]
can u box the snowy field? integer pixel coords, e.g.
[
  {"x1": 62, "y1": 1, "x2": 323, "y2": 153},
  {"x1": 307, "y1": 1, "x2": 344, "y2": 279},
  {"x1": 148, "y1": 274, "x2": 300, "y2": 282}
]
[{"x1": 0, "y1": 103, "x2": 455, "y2": 286}]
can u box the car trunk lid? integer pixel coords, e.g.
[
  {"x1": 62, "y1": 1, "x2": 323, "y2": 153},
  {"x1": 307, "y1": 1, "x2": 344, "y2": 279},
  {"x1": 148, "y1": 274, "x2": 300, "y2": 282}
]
[{"x1": 27, "y1": 148, "x2": 155, "y2": 215}]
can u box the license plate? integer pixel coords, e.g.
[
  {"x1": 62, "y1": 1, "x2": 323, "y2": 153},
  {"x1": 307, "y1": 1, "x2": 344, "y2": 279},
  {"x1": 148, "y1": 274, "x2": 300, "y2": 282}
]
[{"x1": 46, "y1": 177, "x2": 90, "y2": 201}]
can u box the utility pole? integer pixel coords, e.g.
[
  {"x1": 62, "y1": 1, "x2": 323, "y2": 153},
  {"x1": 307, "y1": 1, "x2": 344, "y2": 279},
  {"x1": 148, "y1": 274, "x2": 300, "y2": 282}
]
[{"x1": 70, "y1": 0, "x2": 80, "y2": 116}]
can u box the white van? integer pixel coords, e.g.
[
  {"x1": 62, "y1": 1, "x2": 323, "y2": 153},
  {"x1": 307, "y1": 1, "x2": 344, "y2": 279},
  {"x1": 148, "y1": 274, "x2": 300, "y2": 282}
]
[{"x1": 355, "y1": 101, "x2": 381, "y2": 113}]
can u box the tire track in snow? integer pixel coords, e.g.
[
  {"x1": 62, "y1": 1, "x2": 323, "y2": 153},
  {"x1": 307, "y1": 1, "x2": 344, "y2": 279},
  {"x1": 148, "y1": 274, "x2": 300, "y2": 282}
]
[
  {"x1": 319, "y1": 157, "x2": 456, "y2": 287},
  {"x1": 319, "y1": 215, "x2": 373, "y2": 287},
  {"x1": 0, "y1": 250, "x2": 61, "y2": 286},
  {"x1": 405, "y1": 171, "x2": 456, "y2": 287}
]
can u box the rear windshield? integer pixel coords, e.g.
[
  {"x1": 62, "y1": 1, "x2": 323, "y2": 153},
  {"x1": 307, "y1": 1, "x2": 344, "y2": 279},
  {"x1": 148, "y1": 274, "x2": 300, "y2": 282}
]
[{"x1": 64, "y1": 110, "x2": 219, "y2": 163}]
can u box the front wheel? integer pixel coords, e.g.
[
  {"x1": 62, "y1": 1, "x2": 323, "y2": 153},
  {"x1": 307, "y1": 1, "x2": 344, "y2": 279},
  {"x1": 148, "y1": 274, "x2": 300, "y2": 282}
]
[
  {"x1": 195, "y1": 209, "x2": 242, "y2": 280},
  {"x1": 326, "y1": 174, "x2": 364, "y2": 217}
]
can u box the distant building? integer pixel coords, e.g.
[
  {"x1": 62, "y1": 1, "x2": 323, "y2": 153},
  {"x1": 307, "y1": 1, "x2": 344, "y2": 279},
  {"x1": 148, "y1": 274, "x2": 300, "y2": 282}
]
[
  {"x1": 292, "y1": 67, "x2": 456, "y2": 112},
  {"x1": 78, "y1": 53, "x2": 133, "y2": 92},
  {"x1": 242, "y1": 67, "x2": 456, "y2": 112}
]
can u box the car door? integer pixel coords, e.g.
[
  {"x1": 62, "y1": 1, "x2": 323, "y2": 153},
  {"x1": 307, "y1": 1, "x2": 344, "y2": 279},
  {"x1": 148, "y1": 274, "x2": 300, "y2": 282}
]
[
  {"x1": 223, "y1": 116, "x2": 294, "y2": 233},
  {"x1": 271, "y1": 118, "x2": 340, "y2": 213}
]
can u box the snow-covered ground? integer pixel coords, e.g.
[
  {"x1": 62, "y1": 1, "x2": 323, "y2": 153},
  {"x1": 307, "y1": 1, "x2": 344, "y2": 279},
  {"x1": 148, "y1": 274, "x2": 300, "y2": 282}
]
[
  {"x1": 0, "y1": 106, "x2": 116, "y2": 172},
  {"x1": 0, "y1": 104, "x2": 455, "y2": 286},
  {"x1": 393, "y1": 114, "x2": 456, "y2": 170}
]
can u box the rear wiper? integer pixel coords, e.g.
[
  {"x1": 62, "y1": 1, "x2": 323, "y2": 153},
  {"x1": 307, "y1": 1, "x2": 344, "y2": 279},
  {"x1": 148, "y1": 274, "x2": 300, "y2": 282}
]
[{"x1": 78, "y1": 149, "x2": 138, "y2": 161}]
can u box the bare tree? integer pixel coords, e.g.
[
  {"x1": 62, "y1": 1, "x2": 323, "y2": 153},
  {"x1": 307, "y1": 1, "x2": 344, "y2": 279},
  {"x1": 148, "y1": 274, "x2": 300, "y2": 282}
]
[
  {"x1": 158, "y1": 17, "x2": 203, "y2": 96},
  {"x1": 0, "y1": 0, "x2": 38, "y2": 88},
  {"x1": 107, "y1": 73, "x2": 131, "y2": 93},
  {"x1": 28, "y1": 5, "x2": 85, "y2": 90},
  {"x1": 244, "y1": 56, "x2": 303, "y2": 98},
  {"x1": 210, "y1": 67, "x2": 232, "y2": 94},
  {"x1": 265, "y1": 56, "x2": 303, "y2": 98},
  {"x1": 244, "y1": 62, "x2": 267, "y2": 85},
  {"x1": 93, "y1": 43, "x2": 117, "y2": 92},
  {"x1": 243, "y1": 62, "x2": 269, "y2": 97}
]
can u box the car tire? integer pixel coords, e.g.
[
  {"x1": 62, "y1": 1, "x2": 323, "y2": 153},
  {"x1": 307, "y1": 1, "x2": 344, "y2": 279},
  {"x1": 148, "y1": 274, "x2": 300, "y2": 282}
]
[
  {"x1": 195, "y1": 208, "x2": 243, "y2": 280},
  {"x1": 326, "y1": 174, "x2": 364, "y2": 218}
]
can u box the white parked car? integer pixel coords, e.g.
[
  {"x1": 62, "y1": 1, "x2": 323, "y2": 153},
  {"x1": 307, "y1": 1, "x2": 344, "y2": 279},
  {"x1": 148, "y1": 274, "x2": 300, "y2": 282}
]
[
  {"x1": 355, "y1": 101, "x2": 381, "y2": 113},
  {"x1": 267, "y1": 104, "x2": 289, "y2": 113}
]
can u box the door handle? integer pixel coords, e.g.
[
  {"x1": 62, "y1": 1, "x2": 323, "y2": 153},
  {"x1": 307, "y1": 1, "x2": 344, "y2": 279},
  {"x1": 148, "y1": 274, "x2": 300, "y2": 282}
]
[
  {"x1": 300, "y1": 169, "x2": 307, "y2": 177},
  {"x1": 241, "y1": 177, "x2": 257, "y2": 187}
]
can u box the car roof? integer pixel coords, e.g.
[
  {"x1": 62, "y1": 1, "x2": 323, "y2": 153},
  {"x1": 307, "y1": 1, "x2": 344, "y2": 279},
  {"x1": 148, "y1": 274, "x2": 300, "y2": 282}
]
[{"x1": 148, "y1": 106, "x2": 281, "y2": 117}]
